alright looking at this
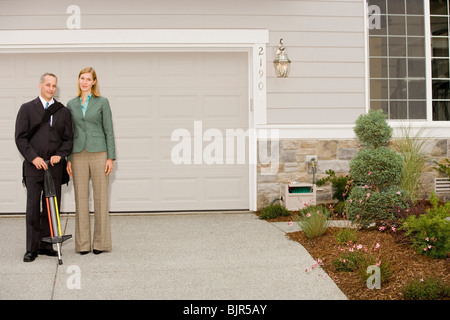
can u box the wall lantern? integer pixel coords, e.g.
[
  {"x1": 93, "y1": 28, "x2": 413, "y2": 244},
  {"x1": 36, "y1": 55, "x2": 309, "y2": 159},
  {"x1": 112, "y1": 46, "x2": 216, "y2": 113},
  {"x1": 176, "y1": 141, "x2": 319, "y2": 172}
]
[{"x1": 273, "y1": 39, "x2": 291, "y2": 78}]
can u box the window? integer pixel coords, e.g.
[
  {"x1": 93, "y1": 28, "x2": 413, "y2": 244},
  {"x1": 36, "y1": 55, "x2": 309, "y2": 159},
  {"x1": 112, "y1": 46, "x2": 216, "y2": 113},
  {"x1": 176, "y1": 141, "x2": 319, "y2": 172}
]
[
  {"x1": 368, "y1": 0, "x2": 427, "y2": 120},
  {"x1": 368, "y1": 0, "x2": 450, "y2": 121},
  {"x1": 430, "y1": 0, "x2": 450, "y2": 120}
]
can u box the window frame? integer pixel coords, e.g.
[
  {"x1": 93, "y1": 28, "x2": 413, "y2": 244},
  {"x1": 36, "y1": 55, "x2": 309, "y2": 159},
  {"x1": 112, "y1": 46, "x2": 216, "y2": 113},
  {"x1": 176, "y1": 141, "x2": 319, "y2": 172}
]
[{"x1": 366, "y1": 0, "x2": 450, "y2": 124}]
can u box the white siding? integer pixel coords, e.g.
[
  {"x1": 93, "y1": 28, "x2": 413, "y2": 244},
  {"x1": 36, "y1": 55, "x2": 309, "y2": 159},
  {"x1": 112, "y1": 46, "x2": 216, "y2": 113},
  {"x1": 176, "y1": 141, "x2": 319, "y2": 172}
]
[{"x1": 0, "y1": 0, "x2": 366, "y2": 125}]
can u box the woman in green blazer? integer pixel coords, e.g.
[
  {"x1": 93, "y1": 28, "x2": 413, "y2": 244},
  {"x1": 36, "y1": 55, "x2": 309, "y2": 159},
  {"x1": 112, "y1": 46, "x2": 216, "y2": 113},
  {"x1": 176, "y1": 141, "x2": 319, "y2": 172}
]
[{"x1": 66, "y1": 67, "x2": 116, "y2": 255}]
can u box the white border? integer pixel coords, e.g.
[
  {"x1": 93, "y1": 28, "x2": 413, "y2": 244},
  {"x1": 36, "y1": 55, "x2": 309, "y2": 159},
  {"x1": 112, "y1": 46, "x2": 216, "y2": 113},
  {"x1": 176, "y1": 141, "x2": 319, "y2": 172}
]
[
  {"x1": 363, "y1": 0, "x2": 370, "y2": 114},
  {"x1": 258, "y1": 122, "x2": 450, "y2": 139},
  {"x1": 424, "y1": 0, "x2": 434, "y2": 122},
  {"x1": 0, "y1": 29, "x2": 269, "y2": 48},
  {"x1": 0, "y1": 29, "x2": 269, "y2": 211}
]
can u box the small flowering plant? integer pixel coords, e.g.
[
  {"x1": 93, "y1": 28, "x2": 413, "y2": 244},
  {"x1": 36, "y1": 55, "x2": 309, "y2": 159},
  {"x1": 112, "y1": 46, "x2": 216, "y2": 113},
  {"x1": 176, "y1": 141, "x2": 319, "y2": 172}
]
[
  {"x1": 304, "y1": 258, "x2": 330, "y2": 280},
  {"x1": 292, "y1": 205, "x2": 331, "y2": 239},
  {"x1": 332, "y1": 240, "x2": 392, "y2": 285},
  {"x1": 357, "y1": 242, "x2": 392, "y2": 285},
  {"x1": 305, "y1": 258, "x2": 323, "y2": 272},
  {"x1": 332, "y1": 241, "x2": 368, "y2": 272}
]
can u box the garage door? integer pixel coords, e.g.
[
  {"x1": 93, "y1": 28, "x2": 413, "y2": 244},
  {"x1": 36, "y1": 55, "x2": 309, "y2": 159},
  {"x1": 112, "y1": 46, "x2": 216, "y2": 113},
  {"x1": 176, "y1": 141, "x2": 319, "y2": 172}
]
[{"x1": 0, "y1": 52, "x2": 249, "y2": 213}]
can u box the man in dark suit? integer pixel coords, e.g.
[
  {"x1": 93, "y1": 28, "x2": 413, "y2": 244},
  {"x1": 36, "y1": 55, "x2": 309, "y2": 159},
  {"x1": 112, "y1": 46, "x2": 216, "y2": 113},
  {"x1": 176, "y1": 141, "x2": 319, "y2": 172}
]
[{"x1": 15, "y1": 73, "x2": 73, "y2": 262}]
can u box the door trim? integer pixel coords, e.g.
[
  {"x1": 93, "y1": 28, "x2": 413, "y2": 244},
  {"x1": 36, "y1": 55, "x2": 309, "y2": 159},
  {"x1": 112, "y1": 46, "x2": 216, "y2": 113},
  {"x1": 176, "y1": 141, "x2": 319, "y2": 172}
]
[{"x1": 0, "y1": 29, "x2": 269, "y2": 211}]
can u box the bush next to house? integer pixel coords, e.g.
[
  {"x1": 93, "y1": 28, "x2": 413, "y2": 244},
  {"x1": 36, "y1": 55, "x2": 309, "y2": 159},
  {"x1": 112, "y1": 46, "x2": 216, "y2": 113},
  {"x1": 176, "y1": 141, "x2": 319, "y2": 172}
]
[
  {"x1": 401, "y1": 192, "x2": 450, "y2": 259},
  {"x1": 353, "y1": 108, "x2": 393, "y2": 149},
  {"x1": 316, "y1": 169, "x2": 353, "y2": 216},
  {"x1": 347, "y1": 110, "x2": 411, "y2": 227},
  {"x1": 347, "y1": 186, "x2": 410, "y2": 226},
  {"x1": 259, "y1": 203, "x2": 291, "y2": 220},
  {"x1": 316, "y1": 169, "x2": 353, "y2": 203},
  {"x1": 350, "y1": 147, "x2": 403, "y2": 189}
]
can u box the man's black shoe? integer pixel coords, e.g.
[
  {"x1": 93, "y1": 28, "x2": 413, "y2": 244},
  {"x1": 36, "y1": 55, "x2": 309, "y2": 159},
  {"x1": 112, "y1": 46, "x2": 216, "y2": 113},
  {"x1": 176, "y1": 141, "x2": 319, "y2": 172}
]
[
  {"x1": 23, "y1": 252, "x2": 37, "y2": 262},
  {"x1": 38, "y1": 249, "x2": 58, "y2": 257}
]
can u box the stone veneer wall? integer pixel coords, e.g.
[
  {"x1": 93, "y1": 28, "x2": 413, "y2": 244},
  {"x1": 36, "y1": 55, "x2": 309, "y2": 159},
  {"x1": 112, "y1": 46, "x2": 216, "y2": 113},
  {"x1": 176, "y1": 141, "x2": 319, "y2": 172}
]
[{"x1": 257, "y1": 138, "x2": 450, "y2": 210}]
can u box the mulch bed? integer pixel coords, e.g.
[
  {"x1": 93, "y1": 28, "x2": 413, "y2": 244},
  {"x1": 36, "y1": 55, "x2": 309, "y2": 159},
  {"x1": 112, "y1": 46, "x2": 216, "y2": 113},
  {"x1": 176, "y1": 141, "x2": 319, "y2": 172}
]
[
  {"x1": 287, "y1": 227, "x2": 449, "y2": 300},
  {"x1": 255, "y1": 202, "x2": 449, "y2": 300}
]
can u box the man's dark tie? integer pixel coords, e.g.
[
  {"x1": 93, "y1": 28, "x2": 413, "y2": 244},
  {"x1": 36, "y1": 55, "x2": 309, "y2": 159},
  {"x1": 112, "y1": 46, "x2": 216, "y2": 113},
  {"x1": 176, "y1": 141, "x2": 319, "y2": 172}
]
[{"x1": 45, "y1": 102, "x2": 52, "y2": 126}]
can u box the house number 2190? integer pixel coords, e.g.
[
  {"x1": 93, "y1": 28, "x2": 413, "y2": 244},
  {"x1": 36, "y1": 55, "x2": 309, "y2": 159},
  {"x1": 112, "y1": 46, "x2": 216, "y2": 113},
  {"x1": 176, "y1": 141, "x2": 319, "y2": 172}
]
[{"x1": 258, "y1": 46, "x2": 265, "y2": 93}]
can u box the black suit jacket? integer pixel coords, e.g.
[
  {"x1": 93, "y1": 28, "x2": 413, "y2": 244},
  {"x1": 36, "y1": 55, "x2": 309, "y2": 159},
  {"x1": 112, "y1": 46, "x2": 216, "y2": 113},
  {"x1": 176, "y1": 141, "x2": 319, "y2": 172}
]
[{"x1": 15, "y1": 97, "x2": 73, "y2": 179}]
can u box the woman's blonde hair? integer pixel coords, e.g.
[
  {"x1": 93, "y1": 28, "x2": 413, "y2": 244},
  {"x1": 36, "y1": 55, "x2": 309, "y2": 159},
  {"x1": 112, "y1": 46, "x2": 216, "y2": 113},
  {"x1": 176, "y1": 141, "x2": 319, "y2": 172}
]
[{"x1": 77, "y1": 67, "x2": 101, "y2": 97}]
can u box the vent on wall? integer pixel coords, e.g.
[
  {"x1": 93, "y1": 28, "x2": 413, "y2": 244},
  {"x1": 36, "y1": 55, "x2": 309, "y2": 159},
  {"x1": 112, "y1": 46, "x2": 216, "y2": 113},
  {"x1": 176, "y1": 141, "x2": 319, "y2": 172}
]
[{"x1": 435, "y1": 178, "x2": 450, "y2": 193}]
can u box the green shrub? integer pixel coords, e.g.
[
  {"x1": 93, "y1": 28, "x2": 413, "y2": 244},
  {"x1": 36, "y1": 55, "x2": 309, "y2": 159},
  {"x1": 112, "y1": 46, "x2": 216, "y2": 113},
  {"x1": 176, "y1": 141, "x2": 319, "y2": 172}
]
[
  {"x1": 347, "y1": 185, "x2": 410, "y2": 227},
  {"x1": 334, "y1": 228, "x2": 358, "y2": 246},
  {"x1": 402, "y1": 278, "x2": 450, "y2": 300},
  {"x1": 348, "y1": 110, "x2": 411, "y2": 227},
  {"x1": 259, "y1": 204, "x2": 290, "y2": 220},
  {"x1": 333, "y1": 201, "x2": 346, "y2": 216},
  {"x1": 401, "y1": 193, "x2": 450, "y2": 259},
  {"x1": 293, "y1": 205, "x2": 330, "y2": 239},
  {"x1": 350, "y1": 147, "x2": 404, "y2": 187},
  {"x1": 316, "y1": 169, "x2": 353, "y2": 202},
  {"x1": 353, "y1": 109, "x2": 393, "y2": 149}
]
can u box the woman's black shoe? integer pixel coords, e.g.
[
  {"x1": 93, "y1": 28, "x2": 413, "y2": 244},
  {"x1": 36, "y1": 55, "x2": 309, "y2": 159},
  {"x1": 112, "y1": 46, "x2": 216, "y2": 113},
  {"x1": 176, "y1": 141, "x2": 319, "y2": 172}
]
[
  {"x1": 93, "y1": 249, "x2": 103, "y2": 255},
  {"x1": 80, "y1": 251, "x2": 89, "y2": 255}
]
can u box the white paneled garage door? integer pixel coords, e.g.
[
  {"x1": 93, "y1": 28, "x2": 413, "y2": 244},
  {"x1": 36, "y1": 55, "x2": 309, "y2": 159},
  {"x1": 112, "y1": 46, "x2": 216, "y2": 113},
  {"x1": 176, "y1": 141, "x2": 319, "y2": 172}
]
[{"x1": 0, "y1": 52, "x2": 249, "y2": 213}]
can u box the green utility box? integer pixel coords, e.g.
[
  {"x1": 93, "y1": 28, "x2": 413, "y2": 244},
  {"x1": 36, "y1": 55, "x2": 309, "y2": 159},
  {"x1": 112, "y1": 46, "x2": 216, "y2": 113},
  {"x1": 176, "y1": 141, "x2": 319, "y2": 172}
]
[{"x1": 280, "y1": 182, "x2": 316, "y2": 210}]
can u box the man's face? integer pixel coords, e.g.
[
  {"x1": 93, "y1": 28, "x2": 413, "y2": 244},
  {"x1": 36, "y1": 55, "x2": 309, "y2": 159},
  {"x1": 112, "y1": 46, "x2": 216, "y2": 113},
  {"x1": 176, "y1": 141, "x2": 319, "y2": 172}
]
[{"x1": 39, "y1": 75, "x2": 57, "y2": 101}]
